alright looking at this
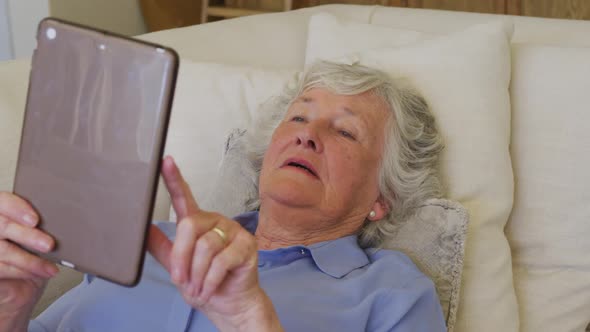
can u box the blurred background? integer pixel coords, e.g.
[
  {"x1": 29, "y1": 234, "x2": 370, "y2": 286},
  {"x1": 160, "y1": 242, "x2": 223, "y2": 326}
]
[{"x1": 1, "y1": 0, "x2": 589, "y2": 61}]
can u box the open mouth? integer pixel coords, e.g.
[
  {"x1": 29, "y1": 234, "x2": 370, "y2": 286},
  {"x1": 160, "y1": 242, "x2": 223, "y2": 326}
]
[{"x1": 282, "y1": 159, "x2": 318, "y2": 177}]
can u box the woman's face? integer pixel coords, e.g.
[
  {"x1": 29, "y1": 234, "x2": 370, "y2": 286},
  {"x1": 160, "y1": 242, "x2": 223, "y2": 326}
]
[{"x1": 259, "y1": 88, "x2": 390, "y2": 228}]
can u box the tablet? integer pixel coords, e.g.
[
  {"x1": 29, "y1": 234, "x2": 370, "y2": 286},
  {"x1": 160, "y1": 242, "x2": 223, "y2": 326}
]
[{"x1": 13, "y1": 18, "x2": 178, "y2": 286}]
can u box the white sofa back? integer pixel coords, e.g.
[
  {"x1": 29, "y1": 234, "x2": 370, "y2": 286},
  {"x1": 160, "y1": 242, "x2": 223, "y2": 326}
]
[{"x1": 138, "y1": 5, "x2": 590, "y2": 69}]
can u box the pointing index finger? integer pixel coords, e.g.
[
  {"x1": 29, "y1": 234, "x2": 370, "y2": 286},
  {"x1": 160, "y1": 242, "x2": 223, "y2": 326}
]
[{"x1": 161, "y1": 156, "x2": 200, "y2": 220}]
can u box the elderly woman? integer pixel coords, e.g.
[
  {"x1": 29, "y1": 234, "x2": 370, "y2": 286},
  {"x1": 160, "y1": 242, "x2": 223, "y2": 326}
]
[{"x1": 0, "y1": 61, "x2": 446, "y2": 331}]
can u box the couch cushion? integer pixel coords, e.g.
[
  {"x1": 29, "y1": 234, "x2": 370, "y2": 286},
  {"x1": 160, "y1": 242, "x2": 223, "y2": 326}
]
[
  {"x1": 507, "y1": 44, "x2": 590, "y2": 332},
  {"x1": 306, "y1": 13, "x2": 425, "y2": 62},
  {"x1": 305, "y1": 14, "x2": 517, "y2": 332}
]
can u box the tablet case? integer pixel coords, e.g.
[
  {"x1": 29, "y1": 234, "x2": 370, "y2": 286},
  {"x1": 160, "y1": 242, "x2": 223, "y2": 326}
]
[{"x1": 13, "y1": 18, "x2": 178, "y2": 286}]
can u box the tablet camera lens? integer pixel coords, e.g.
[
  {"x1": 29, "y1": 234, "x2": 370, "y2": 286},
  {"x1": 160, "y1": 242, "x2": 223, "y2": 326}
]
[{"x1": 46, "y1": 28, "x2": 56, "y2": 40}]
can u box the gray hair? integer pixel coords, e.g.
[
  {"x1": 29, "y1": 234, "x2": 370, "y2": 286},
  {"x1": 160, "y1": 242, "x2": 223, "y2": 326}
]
[{"x1": 244, "y1": 60, "x2": 444, "y2": 248}]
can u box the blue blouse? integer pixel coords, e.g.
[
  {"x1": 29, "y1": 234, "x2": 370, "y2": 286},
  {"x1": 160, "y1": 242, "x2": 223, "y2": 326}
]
[{"x1": 30, "y1": 211, "x2": 446, "y2": 331}]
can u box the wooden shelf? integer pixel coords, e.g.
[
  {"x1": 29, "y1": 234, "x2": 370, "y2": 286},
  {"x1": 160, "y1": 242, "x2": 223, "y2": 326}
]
[
  {"x1": 201, "y1": 1, "x2": 292, "y2": 23},
  {"x1": 206, "y1": 6, "x2": 274, "y2": 18}
]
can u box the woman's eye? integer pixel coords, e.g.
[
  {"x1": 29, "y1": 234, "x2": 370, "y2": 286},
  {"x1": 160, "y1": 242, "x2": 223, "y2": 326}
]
[
  {"x1": 291, "y1": 116, "x2": 305, "y2": 122},
  {"x1": 339, "y1": 130, "x2": 356, "y2": 140}
]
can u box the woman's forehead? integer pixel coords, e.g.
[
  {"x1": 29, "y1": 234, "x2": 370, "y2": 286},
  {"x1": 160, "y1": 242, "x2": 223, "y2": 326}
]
[{"x1": 295, "y1": 88, "x2": 390, "y2": 120}]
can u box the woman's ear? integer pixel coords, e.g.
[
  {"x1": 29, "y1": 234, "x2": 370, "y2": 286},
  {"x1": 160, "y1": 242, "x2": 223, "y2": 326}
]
[{"x1": 368, "y1": 196, "x2": 389, "y2": 221}]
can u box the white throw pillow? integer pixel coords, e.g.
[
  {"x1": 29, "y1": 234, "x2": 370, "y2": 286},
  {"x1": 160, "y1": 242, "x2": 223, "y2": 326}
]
[
  {"x1": 306, "y1": 13, "x2": 426, "y2": 63},
  {"x1": 163, "y1": 60, "x2": 297, "y2": 215},
  {"x1": 304, "y1": 14, "x2": 517, "y2": 332},
  {"x1": 507, "y1": 44, "x2": 590, "y2": 332}
]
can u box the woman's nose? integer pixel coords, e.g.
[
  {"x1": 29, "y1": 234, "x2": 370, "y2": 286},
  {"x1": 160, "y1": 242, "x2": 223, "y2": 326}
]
[
  {"x1": 296, "y1": 125, "x2": 323, "y2": 153},
  {"x1": 296, "y1": 136, "x2": 316, "y2": 150}
]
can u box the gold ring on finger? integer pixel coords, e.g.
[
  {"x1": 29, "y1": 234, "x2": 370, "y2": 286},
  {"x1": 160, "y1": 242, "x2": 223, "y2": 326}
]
[{"x1": 211, "y1": 227, "x2": 227, "y2": 245}]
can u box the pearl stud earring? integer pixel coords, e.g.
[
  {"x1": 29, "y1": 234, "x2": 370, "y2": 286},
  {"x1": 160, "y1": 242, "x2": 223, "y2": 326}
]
[{"x1": 369, "y1": 211, "x2": 376, "y2": 218}]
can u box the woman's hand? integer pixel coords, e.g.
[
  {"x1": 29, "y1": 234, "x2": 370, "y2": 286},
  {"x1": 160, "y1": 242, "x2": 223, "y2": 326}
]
[
  {"x1": 0, "y1": 192, "x2": 58, "y2": 332},
  {"x1": 148, "y1": 156, "x2": 283, "y2": 332}
]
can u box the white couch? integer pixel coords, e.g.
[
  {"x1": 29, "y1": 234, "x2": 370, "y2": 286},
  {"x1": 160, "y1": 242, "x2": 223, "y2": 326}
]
[{"x1": 1, "y1": 4, "x2": 589, "y2": 332}]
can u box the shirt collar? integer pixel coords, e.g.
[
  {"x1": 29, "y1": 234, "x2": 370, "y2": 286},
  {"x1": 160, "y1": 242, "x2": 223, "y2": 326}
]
[
  {"x1": 307, "y1": 235, "x2": 370, "y2": 278},
  {"x1": 235, "y1": 211, "x2": 371, "y2": 279}
]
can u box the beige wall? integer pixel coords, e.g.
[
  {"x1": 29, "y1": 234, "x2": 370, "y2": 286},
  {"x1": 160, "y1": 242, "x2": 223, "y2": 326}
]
[
  {"x1": 0, "y1": 0, "x2": 14, "y2": 60},
  {"x1": 4, "y1": 0, "x2": 147, "y2": 59},
  {"x1": 7, "y1": 0, "x2": 50, "y2": 58},
  {"x1": 50, "y1": 0, "x2": 147, "y2": 36}
]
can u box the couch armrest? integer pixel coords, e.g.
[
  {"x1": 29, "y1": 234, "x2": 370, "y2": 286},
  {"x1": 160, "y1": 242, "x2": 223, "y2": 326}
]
[{"x1": 0, "y1": 59, "x2": 29, "y2": 193}]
